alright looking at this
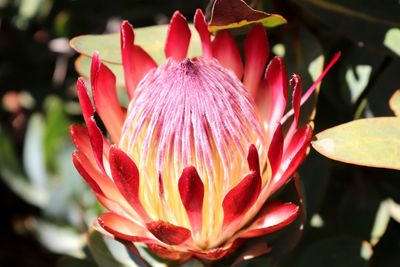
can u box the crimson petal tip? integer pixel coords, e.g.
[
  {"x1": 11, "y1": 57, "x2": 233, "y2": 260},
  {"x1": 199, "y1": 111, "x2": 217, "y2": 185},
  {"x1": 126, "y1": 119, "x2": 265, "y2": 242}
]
[
  {"x1": 247, "y1": 144, "x2": 260, "y2": 174},
  {"x1": 194, "y1": 9, "x2": 212, "y2": 58},
  {"x1": 222, "y1": 172, "x2": 261, "y2": 227},
  {"x1": 178, "y1": 166, "x2": 204, "y2": 232},
  {"x1": 165, "y1": 11, "x2": 191, "y2": 61},
  {"x1": 244, "y1": 24, "x2": 269, "y2": 98},
  {"x1": 109, "y1": 147, "x2": 150, "y2": 221},
  {"x1": 146, "y1": 220, "x2": 191, "y2": 246}
]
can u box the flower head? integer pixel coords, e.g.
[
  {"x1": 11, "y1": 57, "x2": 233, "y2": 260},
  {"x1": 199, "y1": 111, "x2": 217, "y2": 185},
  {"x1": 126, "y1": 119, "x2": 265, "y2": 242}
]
[{"x1": 71, "y1": 10, "x2": 339, "y2": 261}]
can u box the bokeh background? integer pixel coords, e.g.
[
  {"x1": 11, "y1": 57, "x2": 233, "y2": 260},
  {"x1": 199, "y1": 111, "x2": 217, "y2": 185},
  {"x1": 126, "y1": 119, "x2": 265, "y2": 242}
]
[{"x1": 1, "y1": 0, "x2": 399, "y2": 266}]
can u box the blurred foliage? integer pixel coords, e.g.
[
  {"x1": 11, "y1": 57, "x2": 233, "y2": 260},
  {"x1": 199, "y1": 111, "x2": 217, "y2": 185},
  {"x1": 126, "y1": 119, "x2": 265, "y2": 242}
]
[{"x1": 0, "y1": 0, "x2": 400, "y2": 266}]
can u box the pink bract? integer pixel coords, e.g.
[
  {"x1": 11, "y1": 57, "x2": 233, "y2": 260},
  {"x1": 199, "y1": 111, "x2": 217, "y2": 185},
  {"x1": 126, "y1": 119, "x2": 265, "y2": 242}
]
[{"x1": 71, "y1": 9, "x2": 339, "y2": 262}]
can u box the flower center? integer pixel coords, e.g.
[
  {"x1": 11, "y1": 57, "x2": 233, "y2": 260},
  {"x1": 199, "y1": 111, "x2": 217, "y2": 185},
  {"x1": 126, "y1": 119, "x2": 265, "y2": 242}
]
[{"x1": 119, "y1": 57, "x2": 268, "y2": 248}]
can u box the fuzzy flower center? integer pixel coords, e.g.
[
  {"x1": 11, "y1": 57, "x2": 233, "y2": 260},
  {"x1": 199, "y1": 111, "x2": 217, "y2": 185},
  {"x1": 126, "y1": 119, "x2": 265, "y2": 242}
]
[{"x1": 119, "y1": 57, "x2": 268, "y2": 248}]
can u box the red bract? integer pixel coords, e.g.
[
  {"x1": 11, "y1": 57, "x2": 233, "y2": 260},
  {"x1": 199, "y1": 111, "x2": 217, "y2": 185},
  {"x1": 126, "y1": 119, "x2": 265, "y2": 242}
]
[{"x1": 71, "y1": 9, "x2": 339, "y2": 262}]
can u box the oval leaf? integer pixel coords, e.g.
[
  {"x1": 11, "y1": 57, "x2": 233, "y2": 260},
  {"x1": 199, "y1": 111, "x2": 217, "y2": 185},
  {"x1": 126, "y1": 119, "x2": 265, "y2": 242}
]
[
  {"x1": 70, "y1": 24, "x2": 201, "y2": 65},
  {"x1": 23, "y1": 114, "x2": 49, "y2": 192},
  {"x1": 312, "y1": 117, "x2": 400, "y2": 170},
  {"x1": 75, "y1": 55, "x2": 125, "y2": 88},
  {"x1": 389, "y1": 90, "x2": 400, "y2": 117}
]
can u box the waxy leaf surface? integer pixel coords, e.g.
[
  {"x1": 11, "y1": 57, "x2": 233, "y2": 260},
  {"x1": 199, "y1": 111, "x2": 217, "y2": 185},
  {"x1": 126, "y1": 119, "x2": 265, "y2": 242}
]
[
  {"x1": 70, "y1": 24, "x2": 201, "y2": 65},
  {"x1": 312, "y1": 117, "x2": 400, "y2": 170},
  {"x1": 75, "y1": 56, "x2": 125, "y2": 88},
  {"x1": 389, "y1": 90, "x2": 400, "y2": 117}
]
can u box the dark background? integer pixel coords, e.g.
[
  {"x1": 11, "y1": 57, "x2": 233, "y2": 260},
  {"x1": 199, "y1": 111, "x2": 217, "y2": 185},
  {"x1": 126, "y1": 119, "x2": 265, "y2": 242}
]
[{"x1": 1, "y1": 0, "x2": 400, "y2": 266}]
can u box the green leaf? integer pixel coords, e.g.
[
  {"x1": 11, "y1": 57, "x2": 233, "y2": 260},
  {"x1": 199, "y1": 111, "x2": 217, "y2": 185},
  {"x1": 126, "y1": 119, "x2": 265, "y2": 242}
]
[
  {"x1": 208, "y1": 0, "x2": 286, "y2": 32},
  {"x1": 36, "y1": 219, "x2": 86, "y2": 256},
  {"x1": 70, "y1": 24, "x2": 202, "y2": 65},
  {"x1": 345, "y1": 65, "x2": 372, "y2": 103},
  {"x1": 75, "y1": 55, "x2": 125, "y2": 88},
  {"x1": 23, "y1": 114, "x2": 49, "y2": 190},
  {"x1": 370, "y1": 199, "x2": 400, "y2": 247},
  {"x1": 0, "y1": 126, "x2": 23, "y2": 174},
  {"x1": 389, "y1": 90, "x2": 400, "y2": 117},
  {"x1": 371, "y1": 219, "x2": 400, "y2": 265},
  {"x1": 43, "y1": 96, "x2": 71, "y2": 173},
  {"x1": 88, "y1": 229, "x2": 148, "y2": 267},
  {"x1": 75, "y1": 56, "x2": 130, "y2": 108},
  {"x1": 312, "y1": 117, "x2": 400, "y2": 170},
  {"x1": 0, "y1": 126, "x2": 47, "y2": 207},
  {"x1": 384, "y1": 28, "x2": 400, "y2": 56},
  {"x1": 70, "y1": 34, "x2": 121, "y2": 64}
]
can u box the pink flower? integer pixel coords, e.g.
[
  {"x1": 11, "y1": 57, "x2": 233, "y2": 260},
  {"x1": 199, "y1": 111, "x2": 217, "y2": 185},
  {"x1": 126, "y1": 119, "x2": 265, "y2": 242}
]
[{"x1": 71, "y1": 10, "x2": 339, "y2": 261}]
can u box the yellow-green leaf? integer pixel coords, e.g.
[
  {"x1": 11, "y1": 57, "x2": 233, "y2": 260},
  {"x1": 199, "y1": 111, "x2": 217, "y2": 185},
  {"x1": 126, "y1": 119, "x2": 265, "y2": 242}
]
[
  {"x1": 75, "y1": 55, "x2": 129, "y2": 106},
  {"x1": 389, "y1": 90, "x2": 400, "y2": 117},
  {"x1": 74, "y1": 55, "x2": 125, "y2": 88},
  {"x1": 209, "y1": 15, "x2": 287, "y2": 32},
  {"x1": 70, "y1": 24, "x2": 202, "y2": 65},
  {"x1": 384, "y1": 28, "x2": 400, "y2": 56},
  {"x1": 312, "y1": 117, "x2": 400, "y2": 170}
]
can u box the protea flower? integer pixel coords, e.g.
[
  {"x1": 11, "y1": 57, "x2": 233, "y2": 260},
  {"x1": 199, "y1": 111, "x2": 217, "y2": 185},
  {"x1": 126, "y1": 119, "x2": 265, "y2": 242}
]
[{"x1": 71, "y1": 10, "x2": 339, "y2": 262}]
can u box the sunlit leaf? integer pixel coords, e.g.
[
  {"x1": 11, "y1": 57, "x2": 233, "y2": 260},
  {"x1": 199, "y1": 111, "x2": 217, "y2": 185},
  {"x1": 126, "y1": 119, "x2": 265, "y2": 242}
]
[
  {"x1": 345, "y1": 65, "x2": 372, "y2": 103},
  {"x1": 371, "y1": 219, "x2": 400, "y2": 265},
  {"x1": 384, "y1": 28, "x2": 400, "y2": 56},
  {"x1": 312, "y1": 117, "x2": 400, "y2": 170},
  {"x1": 70, "y1": 24, "x2": 202, "y2": 65},
  {"x1": 389, "y1": 90, "x2": 400, "y2": 117},
  {"x1": 370, "y1": 199, "x2": 400, "y2": 247},
  {"x1": 208, "y1": 0, "x2": 286, "y2": 32},
  {"x1": 360, "y1": 241, "x2": 374, "y2": 261}
]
